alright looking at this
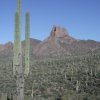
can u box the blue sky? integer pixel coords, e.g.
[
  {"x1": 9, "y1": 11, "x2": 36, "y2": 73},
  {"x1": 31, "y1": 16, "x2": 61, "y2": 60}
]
[{"x1": 0, "y1": 0, "x2": 100, "y2": 44}]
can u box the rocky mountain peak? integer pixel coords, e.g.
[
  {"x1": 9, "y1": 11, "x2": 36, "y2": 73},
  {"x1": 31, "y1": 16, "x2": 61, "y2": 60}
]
[{"x1": 50, "y1": 25, "x2": 69, "y2": 38}]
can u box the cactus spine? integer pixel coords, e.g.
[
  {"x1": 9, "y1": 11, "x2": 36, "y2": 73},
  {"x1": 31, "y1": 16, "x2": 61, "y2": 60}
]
[{"x1": 24, "y1": 12, "x2": 30, "y2": 76}]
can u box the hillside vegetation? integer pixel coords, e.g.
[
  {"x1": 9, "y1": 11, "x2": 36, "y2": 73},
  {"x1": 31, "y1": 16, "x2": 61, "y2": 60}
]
[{"x1": 0, "y1": 53, "x2": 100, "y2": 100}]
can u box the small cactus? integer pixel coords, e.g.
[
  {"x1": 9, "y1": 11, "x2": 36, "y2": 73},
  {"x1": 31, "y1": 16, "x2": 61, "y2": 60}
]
[{"x1": 76, "y1": 80, "x2": 80, "y2": 93}]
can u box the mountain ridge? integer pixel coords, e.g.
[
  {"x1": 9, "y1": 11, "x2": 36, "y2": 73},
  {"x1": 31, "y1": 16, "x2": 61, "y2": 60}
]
[
  {"x1": 33, "y1": 26, "x2": 100, "y2": 56},
  {"x1": 0, "y1": 26, "x2": 100, "y2": 57}
]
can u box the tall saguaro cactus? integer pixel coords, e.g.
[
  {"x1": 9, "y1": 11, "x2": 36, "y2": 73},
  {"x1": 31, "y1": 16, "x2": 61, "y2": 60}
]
[
  {"x1": 13, "y1": 0, "x2": 21, "y2": 76},
  {"x1": 13, "y1": 0, "x2": 24, "y2": 100},
  {"x1": 13, "y1": 11, "x2": 21, "y2": 76},
  {"x1": 17, "y1": 0, "x2": 21, "y2": 15},
  {"x1": 24, "y1": 12, "x2": 30, "y2": 76}
]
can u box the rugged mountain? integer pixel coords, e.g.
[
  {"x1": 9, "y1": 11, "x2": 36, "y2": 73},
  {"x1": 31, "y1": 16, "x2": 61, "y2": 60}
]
[
  {"x1": 22, "y1": 38, "x2": 41, "y2": 54},
  {"x1": 0, "y1": 26, "x2": 100, "y2": 58},
  {"x1": 0, "y1": 38, "x2": 41, "y2": 57},
  {"x1": 0, "y1": 42, "x2": 13, "y2": 57},
  {"x1": 33, "y1": 26, "x2": 100, "y2": 56},
  {"x1": 33, "y1": 26, "x2": 76, "y2": 56}
]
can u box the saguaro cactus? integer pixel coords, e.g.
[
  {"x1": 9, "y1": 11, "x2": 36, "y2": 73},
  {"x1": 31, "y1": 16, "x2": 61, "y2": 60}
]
[
  {"x1": 17, "y1": 0, "x2": 21, "y2": 14},
  {"x1": 13, "y1": 0, "x2": 21, "y2": 76},
  {"x1": 14, "y1": 11, "x2": 24, "y2": 100},
  {"x1": 24, "y1": 12, "x2": 30, "y2": 76},
  {"x1": 76, "y1": 80, "x2": 80, "y2": 93},
  {"x1": 13, "y1": 0, "x2": 24, "y2": 100},
  {"x1": 13, "y1": 11, "x2": 21, "y2": 76}
]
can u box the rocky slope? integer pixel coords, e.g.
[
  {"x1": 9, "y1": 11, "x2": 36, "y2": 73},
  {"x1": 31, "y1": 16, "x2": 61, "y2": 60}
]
[
  {"x1": 0, "y1": 38, "x2": 41, "y2": 57},
  {"x1": 0, "y1": 26, "x2": 100, "y2": 57},
  {"x1": 33, "y1": 26, "x2": 100, "y2": 56},
  {"x1": 0, "y1": 42, "x2": 13, "y2": 56}
]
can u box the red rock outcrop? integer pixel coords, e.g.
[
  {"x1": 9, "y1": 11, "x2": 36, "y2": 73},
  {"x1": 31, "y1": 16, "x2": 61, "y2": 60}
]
[{"x1": 33, "y1": 26, "x2": 77, "y2": 56}]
